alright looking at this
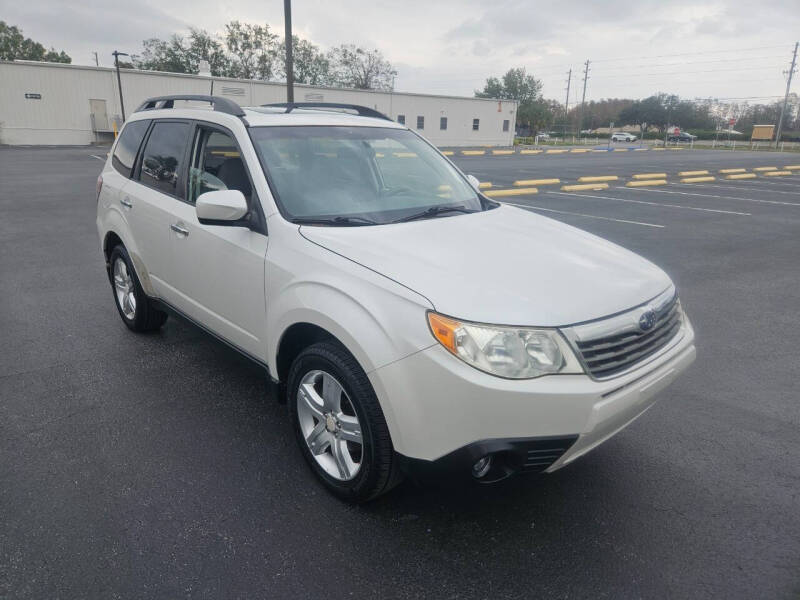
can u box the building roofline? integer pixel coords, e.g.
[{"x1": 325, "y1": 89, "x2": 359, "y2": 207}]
[{"x1": 0, "y1": 59, "x2": 517, "y2": 107}]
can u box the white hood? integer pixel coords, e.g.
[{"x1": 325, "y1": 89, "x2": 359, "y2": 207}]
[{"x1": 300, "y1": 204, "x2": 673, "y2": 326}]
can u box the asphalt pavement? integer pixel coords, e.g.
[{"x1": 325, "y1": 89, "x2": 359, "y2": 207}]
[{"x1": 1, "y1": 146, "x2": 798, "y2": 599}]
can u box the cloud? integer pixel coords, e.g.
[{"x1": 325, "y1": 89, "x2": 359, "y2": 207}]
[{"x1": 3, "y1": 0, "x2": 799, "y2": 100}]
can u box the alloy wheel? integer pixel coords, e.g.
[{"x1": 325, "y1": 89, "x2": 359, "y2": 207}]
[
  {"x1": 296, "y1": 369, "x2": 363, "y2": 481},
  {"x1": 113, "y1": 257, "x2": 136, "y2": 320}
]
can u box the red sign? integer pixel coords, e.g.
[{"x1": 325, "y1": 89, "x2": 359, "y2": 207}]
[
  {"x1": 673, "y1": 127, "x2": 680, "y2": 135},
  {"x1": 729, "y1": 118, "x2": 736, "y2": 126}
]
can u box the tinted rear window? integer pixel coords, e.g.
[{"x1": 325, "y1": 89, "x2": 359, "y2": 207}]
[
  {"x1": 112, "y1": 120, "x2": 150, "y2": 177},
  {"x1": 138, "y1": 122, "x2": 191, "y2": 197}
]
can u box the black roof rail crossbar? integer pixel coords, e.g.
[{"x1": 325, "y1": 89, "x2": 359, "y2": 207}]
[
  {"x1": 262, "y1": 102, "x2": 392, "y2": 121},
  {"x1": 136, "y1": 95, "x2": 246, "y2": 117}
]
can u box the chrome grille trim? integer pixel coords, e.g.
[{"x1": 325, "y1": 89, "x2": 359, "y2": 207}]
[{"x1": 561, "y1": 286, "x2": 684, "y2": 380}]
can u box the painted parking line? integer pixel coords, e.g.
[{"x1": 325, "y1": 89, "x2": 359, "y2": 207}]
[
  {"x1": 549, "y1": 190, "x2": 751, "y2": 216},
  {"x1": 504, "y1": 201, "x2": 664, "y2": 228},
  {"x1": 618, "y1": 185, "x2": 800, "y2": 207},
  {"x1": 90, "y1": 154, "x2": 105, "y2": 161},
  {"x1": 678, "y1": 182, "x2": 800, "y2": 196}
]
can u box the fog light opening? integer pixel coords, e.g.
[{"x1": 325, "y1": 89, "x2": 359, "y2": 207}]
[{"x1": 472, "y1": 456, "x2": 492, "y2": 479}]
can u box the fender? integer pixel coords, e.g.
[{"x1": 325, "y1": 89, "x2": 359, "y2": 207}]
[{"x1": 99, "y1": 208, "x2": 156, "y2": 297}]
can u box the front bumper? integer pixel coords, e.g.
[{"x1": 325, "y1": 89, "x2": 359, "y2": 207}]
[{"x1": 369, "y1": 318, "x2": 695, "y2": 477}]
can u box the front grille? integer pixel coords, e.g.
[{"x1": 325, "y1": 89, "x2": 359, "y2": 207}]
[{"x1": 575, "y1": 295, "x2": 682, "y2": 379}]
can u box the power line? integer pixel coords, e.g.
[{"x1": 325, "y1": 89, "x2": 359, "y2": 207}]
[
  {"x1": 591, "y1": 44, "x2": 791, "y2": 63},
  {"x1": 591, "y1": 66, "x2": 790, "y2": 79}
]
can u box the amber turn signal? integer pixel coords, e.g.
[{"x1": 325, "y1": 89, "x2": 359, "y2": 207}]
[{"x1": 427, "y1": 312, "x2": 461, "y2": 354}]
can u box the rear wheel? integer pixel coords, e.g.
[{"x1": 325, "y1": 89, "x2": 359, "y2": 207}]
[
  {"x1": 288, "y1": 341, "x2": 402, "y2": 502},
  {"x1": 108, "y1": 245, "x2": 167, "y2": 332}
]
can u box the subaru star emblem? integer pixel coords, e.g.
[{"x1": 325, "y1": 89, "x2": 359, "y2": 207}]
[{"x1": 639, "y1": 309, "x2": 657, "y2": 331}]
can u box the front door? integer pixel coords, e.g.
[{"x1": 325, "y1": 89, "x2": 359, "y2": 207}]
[{"x1": 165, "y1": 123, "x2": 268, "y2": 361}]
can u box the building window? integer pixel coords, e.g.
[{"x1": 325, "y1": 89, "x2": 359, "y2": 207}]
[
  {"x1": 503, "y1": 119, "x2": 510, "y2": 132},
  {"x1": 472, "y1": 119, "x2": 480, "y2": 131},
  {"x1": 440, "y1": 117, "x2": 448, "y2": 130},
  {"x1": 397, "y1": 114, "x2": 405, "y2": 125},
  {"x1": 417, "y1": 116, "x2": 424, "y2": 130}
]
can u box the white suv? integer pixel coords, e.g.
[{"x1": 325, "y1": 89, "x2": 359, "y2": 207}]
[
  {"x1": 611, "y1": 132, "x2": 637, "y2": 142},
  {"x1": 97, "y1": 96, "x2": 696, "y2": 501}
]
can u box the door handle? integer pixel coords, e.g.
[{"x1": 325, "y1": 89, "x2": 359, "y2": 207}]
[
  {"x1": 170, "y1": 223, "x2": 189, "y2": 236},
  {"x1": 120, "y1": 197, "x2": 132, "y2": 208}
]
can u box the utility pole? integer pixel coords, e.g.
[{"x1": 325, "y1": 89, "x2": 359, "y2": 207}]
[
  {"x1": 284, "y1": 0, "x2": 294, "y2": 103},
  {"x1": 112, "y1": 50, "x2": 128, "y2": 122},
  {"x1": 564, "y1": 69, "x2": 572, "y2": 138},
  {"x1": 577, "y1": 60, "x2": 590, "y2": 139},
  {"x1": 775, "y1": 41, "x2": 798, "y2": 148}
]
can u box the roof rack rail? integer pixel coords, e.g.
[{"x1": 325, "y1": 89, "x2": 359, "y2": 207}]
[
  {"x1": 136, "y1": 95, "x2": 246, "y2": 117},
  {"x1": 262, "y1": 102, "x2": 392, "y2": 121}
]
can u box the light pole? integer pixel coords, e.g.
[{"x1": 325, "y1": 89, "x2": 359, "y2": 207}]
[
  {"x1": 112, "y1": 51, "x2": 129, "y2": 122},
  {"x1": 284, "y1": 0, "x2": 294, "y2": 103}
]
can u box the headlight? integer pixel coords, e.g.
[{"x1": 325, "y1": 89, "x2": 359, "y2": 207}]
[{"x1": 427, "y1": 312, "x2": 584, "y2": 379}]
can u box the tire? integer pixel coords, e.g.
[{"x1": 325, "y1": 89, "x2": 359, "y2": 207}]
[
  {"x1": 288, "y1": 341, "x2": 403, "y2": 502},
  {"x1": 108, "y1": 244, "x2": 168, "y2": 332}
]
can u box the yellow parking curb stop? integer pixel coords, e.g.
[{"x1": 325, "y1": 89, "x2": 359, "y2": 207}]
[
  {"x1": 513, "y1": 178, "x2": 560, "y2": 186},
  {"x1": 726, "y1": 173, "x2": 757, "y2": 180},
  {"x1": 478, "y1": 182, "x2": 492, "y2": 189},
  {"x1": 461, "y1": 150, "x2": 486, "y2": 156},
  {"x1": 681, "y1": 176, "x2": 716, "y2": 183},
  {"x1": 679, "y1": 170, "x2": 709, "y2": 176},
  {"x1": 632, "y1": 173, "x2": 667, "y2": 180},
  {"x1": 719, "y1": 168, "x2": 746, "y2": 174},
  {"x1": 753, "y1": 166, "x2": 777, "y2": 171},
  {"x1": 520, "y1": 149, "x2": 542, "y2": 154},
  {"x1": 578, "y1": 175, "x2": 618, "y2": 183},
  {"x1": 484, "y1": 187, "x2": 537, "y2": 197},
  {"x1": 492, "y1": 150, "x2": 515, "y2": 155},
  {"x1": 626, "y1": 179, "x2": 667, "y2": 187},
  {"x1": 763, "y1": 171, "x2": 793, "y2": 177}
]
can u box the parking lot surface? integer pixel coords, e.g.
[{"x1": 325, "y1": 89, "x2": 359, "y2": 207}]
[{"x1": 1, "y1": 146, "x2": 798, "y2": 599}]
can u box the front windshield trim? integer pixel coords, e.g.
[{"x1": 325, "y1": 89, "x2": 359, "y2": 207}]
[{"x1": 247, "y1": 125, "x2": 495, "y2": 226}]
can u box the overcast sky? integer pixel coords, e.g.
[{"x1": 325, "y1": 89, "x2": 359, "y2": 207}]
[{"x1": 2, "y1": 0, "x2": 798, "y2": 103}]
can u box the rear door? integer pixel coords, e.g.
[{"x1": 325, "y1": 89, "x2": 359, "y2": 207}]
[
  {"x1": 163, "y1": 121, "x2": 268, "y2": 360},
  {"x1": 122, "y1": 120, "x2": 192, "y2": 299}
]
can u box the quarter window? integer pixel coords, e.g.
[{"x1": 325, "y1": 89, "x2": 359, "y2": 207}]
[
  {"x1": 417, "y1": 116, "x2": 424, "y2": 130},
  {"x1": 138, "y1": 122, "x2": 191, "y2": 197},
  {"x1": 440, "y1": 117, "x2": 448, "y2": 130},
  {"x1": 188, "y1": 128, "x2": 253, "y2": 205},
  {"x1": 397, "y1": 114, "x2": 405, "y2": 125},
  {"x1": 472, "y1": 119, "x2": 480, "y2": 131},
  {"x1": 112, "y1": 120, "x2": 149, "y2": 177}
]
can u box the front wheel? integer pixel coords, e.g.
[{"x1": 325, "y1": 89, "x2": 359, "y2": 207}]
[
  {"x1": 287, "y1": 341, "x2": 402, "y2": 502},
  {"x1": 108, "y1": 245, "x2": 167, "y2": 332}
]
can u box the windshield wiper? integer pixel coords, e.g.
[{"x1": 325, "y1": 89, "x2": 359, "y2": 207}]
[
  {"x1": 293, "y1": 215, "x2": 379, "y2": 227},
  {"x1": 392, "y1": 205, "x2": 477, "y2": 223}
]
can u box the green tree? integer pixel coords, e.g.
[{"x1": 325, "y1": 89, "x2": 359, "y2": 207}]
[
  {"x1": 278, "y1": 35, "x2": 330, "y2": 85},
  {"x1": 224, "y1": 21, "x2": 279, "y2": 80},
  {"x1": 476, "y1": 68, "x2": 551, "y2": 131},
  {"x1": 0, "y1": 21, "x2": 71, "y2": 63},
  {"x1": 326, "y1": 45, "x2": 396, "y2": 90}
]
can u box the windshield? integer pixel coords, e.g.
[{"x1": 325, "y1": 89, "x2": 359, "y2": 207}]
[{"x1": 249, "y1": 126, "x2": 485, "y2": 224}]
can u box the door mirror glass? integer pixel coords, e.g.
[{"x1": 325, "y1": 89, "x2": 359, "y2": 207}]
[
  {"x1": 467, "y1": 174, "x2": 481, "y2": 192},
  {"x1": 196, "y1": 190, "x2": 248, "y2": 223}
]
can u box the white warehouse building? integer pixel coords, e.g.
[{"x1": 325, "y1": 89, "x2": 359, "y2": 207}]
[{"x1": 0, "y1": 61, "x2": 517, "y2": 147}]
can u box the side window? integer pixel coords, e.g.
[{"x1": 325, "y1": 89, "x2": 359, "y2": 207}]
[
  {"x1": 416, "y1": 116, "x2": 424, "y2": 130},
  {"x1": 397, "y1": 115, "x2": 405, "y2": 125},
  {"x1": 472, "y1": 118, "x2": 480, "y2": 131},
  {"x1": 138, "y1": 122, "x2": 191, "y2": 197},
  {"x1": 188, "y1": 128, "x2": 253, "y2": 205},
  {"x1": 112, "y1": 120, "x2": 149, "y2": 177},
  {"x1": 440, "y1": 117, "x2": 448, "y2": 130}
]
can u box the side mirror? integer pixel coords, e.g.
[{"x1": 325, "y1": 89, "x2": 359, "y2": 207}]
[
  {"x1": 196, "y1": 190, "x2": 248, "y2": 224},
  {"x1": 467, "y1": 174, "x2": 481, "y2": 192}
]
